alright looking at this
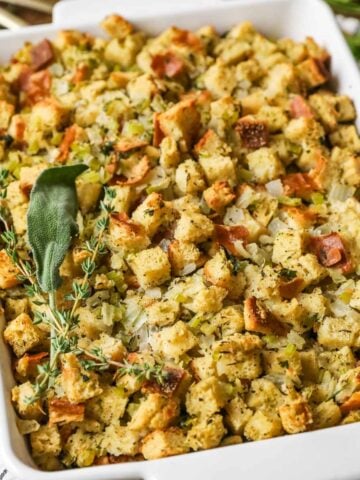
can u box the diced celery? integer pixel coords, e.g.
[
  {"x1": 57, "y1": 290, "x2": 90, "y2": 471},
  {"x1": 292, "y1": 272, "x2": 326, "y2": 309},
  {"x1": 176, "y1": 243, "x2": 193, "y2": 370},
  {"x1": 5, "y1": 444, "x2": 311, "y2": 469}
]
[{"x1": 278, "y1": 196, "x2": 302, "y2": 206}]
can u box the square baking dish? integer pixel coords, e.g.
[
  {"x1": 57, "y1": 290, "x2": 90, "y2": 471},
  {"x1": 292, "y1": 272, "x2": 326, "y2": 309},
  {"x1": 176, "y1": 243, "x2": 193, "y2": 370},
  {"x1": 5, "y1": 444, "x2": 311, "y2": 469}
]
[{"x1": 1, "y1": 1, "x2": 360, "y2": 479}]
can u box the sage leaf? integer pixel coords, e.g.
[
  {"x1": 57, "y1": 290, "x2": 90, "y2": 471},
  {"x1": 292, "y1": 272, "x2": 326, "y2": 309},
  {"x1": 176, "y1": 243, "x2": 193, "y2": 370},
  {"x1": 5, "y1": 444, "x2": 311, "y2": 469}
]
[{"x1": 27, "y1": 164, "x2": 88, "y2": 292}]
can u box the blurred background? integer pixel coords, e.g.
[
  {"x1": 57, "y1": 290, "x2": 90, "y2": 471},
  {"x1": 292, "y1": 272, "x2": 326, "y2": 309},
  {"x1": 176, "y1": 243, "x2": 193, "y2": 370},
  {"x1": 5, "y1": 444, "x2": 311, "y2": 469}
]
[{"x1": 0, "y1": 0, "x2": 359, "y2": 61}]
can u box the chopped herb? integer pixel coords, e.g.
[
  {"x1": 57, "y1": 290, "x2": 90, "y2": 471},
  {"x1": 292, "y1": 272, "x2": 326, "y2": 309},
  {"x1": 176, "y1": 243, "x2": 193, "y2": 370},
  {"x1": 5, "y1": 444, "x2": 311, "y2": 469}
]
[
  {"x1": 279, "y1": 268, "x2": 297, "y2": 281},
  {"x1": 101, "y1": 141, "x2": 115, "y2": 155}
]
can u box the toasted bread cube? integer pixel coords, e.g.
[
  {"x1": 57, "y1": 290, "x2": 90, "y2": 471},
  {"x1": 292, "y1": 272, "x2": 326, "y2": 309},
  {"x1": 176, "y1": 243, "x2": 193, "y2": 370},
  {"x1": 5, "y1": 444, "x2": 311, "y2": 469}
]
[
  {"x1": 247, "y1": 148, "x2": 284, "y2": 183},
  {"x1": 109, "y1": 214, "x2": 150, "y2": 253},
  {"x1": 129, "y1": 393, "x2": 179, "y2": 431},
  {"x1": 49, "y1": 398, "x2": 85, "y2": 425},
  {"x1": 101, "y1": 14, "x2": 133, "y2": 39},
  {"x1": 0, "y1": 100, "x2": 14, "y2": 129},
  {"x1": 159, "y1": 137, "x2": 181, "y2": 169},
  {"x1": 187, "y1": 414, "x2": 226, "y2": 450},
  {"x1": 157, "y1": 99, "x2": 200, "y2": 149},
  {"x1": 76, "y1": 181, "x2": 102, "y2": 214},
  {"x1": 132, "y1": 192, "x2": 172, "y2": 237},
  {"x1": 186, "y1": 376, "x2": 231, "y2": 418},
  {"x1": 141, "y1": 428, "x2": 189, "y2": 460},
  {"x1": 4, "y1": 313, "x2": 42, "y2": 358},
  {"x1": 297, "y1": 58, "x2": 328, "y2": 88},
  {"x1": 244, "y1": 297, "x2": 288, "y2": 336},
  {"x1": 263, "y1": 349, "x2": 302, "y2": 383},
  {"x1": 60, "y1": 353, "x2": 102, "y2": 403},
  {"x1": 87, "y1": 333, "x2": 126, "y2": 363},
  {"x1": 4, "y1": 297, "x2": 29, "y2": 320},
  {"x1": 12, "y1": 382, "x2": 43, "y2": 420},
  {"x1": 104, "y1": 32, "x2": 144, "y2": 67},
  {"x1": 168, "y1": 240, "x2": 203, "y2": 276},
  {"x1": 247, "y1": 378, "x2": 283, "y2": 410},
  {"x1": 190, "y1": 354, "x2": 216, "y2": 381},
  {"x1": 287, "y1": 254, "x2": 326, "y2": 288},
  {"x1": 309, "y1": 92, "x2": 338, "y2": 132},
  {"x1": 19, "y1": 164, "x2": 46, "y2": 196},
  {"x1": 225, "y1": 396, "x2": 253, "y2": 434},
  {"x1": 336, "y1": 95, "x2": 356, "y2": 122},
  {"x1": 244, "y1": 410, "x2": 283, "y2": 441},
  {"x1": 146, "y1": 300, "x2": 180, "y2": 327},
  {"x1": 128, "y1": 246, "x2": 171, "y2": 289},
  {"x1": 213, "y1": 305, "x2": 244, "y2": 335},
  {"x1": 318, "y1": 347, "x2": 355, "y2": 379},
  {"x1": 5, "y1": 180, "x2": 27, "y2": 209},
  {"x1": 175, "y1": 159, "x2": 206, "y2": 195},
  {"x1": 318, "y1": 317, "x2": 360, "y2": 349},
  {"x1": 279, "y1": 396, "x2": 313, "y2": 434},
  {"x1": 30, "y1": 98, "x2": 68, "y2": 131},
  {"x1": 199, "y1": 154, "x2": 237, "y2": 185},
  {"x1": 11, "y1": 204, "x2": 28, "y2": 235},
  {"x1": 86, "y1": 385, "x2": 128, "y2": 425},
  {"x1": 203, "y1": 61, "x2": 236, "y2": 98},
  {"x1": 204, "y1": 250, "x2": 246, "y2": 299},
  {"x1": 174, "y1": 212, "x2": 214, "y2": 243},
  {"x1": 214, "y1": 333, "x2": 263, "y2": 381},
  {"x1": 203, "y1": 181, "x2": 235, "y2": 212},
  {"x1": 0, "y1": 249, "x2": 21, "y2": 289},
  {"x1": 102, "y1": 424, "x2": 140, "y2": 456},
  {"x1": 65, "y1": 429, "x2": 103, "y2": 467},
  {"x1": 153, "y1": 320, "x2": 197, "y2": 360},
  {"x1": 330, "y1": 125, "x2": 360, "y2": 152},
  {"x1": 30, "y1": 425, "x2": 61, "y2": 457},
  {"x1": 312, "y1": 401, "x2": 341, "y2": 430},
  {"x1": 272, "y1": 230, "x2": 305, "y2": 265}
]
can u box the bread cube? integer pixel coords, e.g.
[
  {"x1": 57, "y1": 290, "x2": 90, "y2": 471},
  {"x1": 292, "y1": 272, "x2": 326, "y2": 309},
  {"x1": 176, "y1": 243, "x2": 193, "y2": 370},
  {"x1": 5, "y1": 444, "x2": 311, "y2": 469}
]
[
  {"x1": 318, "y1": 347, "x2": 355, "y2": 379},
  {"x1": 132, "y1": 192, "x2": 172, "y2": 237},
  {"x1": 312, "y1": 401, "x2": 341, "y2": 430},
  {"x1": 128, "y1": 246, "x2": 171, "y2": 289},
  {"x1": 279, "y1": 396, "x2": 313, "y2": 434},
  {"x1": 186, "y1": 376, "x2": 231, "y2": 417},
  {"x1": 11, "y1": 204, "x2": 28, "y2": 235},
  {"x1": 157, "y1": 99, "x2": 200, "y2": 149},
  {"x1": 76, "y1": 181, "x2": 102, "y2": 214},
  {"x1": 19, "y1": 164, "x2": 46, "y2": 196},
  {"x1": 4, "y1": 297, "x2": 29, "y2": 320},
  {"x1": 0, "y1": 100, "x2": 14, "y2": 129},
  {"x1": 141, "y1": 428, "x2": 189, "y2": 460},
  {"x1": 60, "y1": 353, "x2": 102, "y2": 403},
  {"x1": 247, "y1": 148, "x2": 284, "y2": 183},
  {"x1": 104, "y1": 34, "x2": 144, "y2": 68},
  {"x1": 330, "y1": 125, "x2": 360, "y2": 152},
  {"x1": 109, "y1": 213, "x2": 150, "y2": 252},
  {"x1": 30, "y1": 98, "x2": 68, "y2": 131},
  {"x1": 287, "y1": 254, "x2": 326, "y2": 288},
  {"x1": 102, "y1": 424, "x2": 140, "y2": 456},
  {"x1": 4, "y1": 313, "x2": 42, "y2": 357},
  {"x1": 225, "y1": 396, "x2": 253, "y2": 434},
  {"x1": 168, "y1": 240, "x2": 203, "y2": 276},
  {"x1": 203, "y1": 61, "x2": 236, "y2": 98},
  {"x1": 212, "y1": 305, "x2": 244, "y2": 335},
  {"x1": 204, "y1": 250, "x2": 246, "y2": 299},
  {"x1": 152, "y1": 321, "x2": 197, "y2": 360},
  {"x1": 318, "y1": 317, "x2": 360, "y2": 349},
  {"x1": 246, "y1": 378, "x2": 283, "y2": 410},
  {"x1": 190, "y1": 355, "x2": 216, "y2": 381},
  {"x1": 203, "y1": 181, "x2": 235, "y2": 212},
  {"x1": 30, "y1": 425, "x2": 61, "y2": 457},
  {"x1": 0, "y1": 250, "x2": 21, "y2": 289},
  {"x1": 174, "y1": 212, "x2": 214, "y2": 243},
  {"x1": 5, "y1": 180, "x2": 27, "y2": 209},
  {"x1": 297, "y1": 58, "x2": 329, "y2": 88},
  {"x1": 12, "y1": 382, "x2": 43, "y2": 420},
  {"x1": 263, "y1": 349, "x2": 302, "y2": 384},
  {"x1": 159, "y1": 136, "x2": 180, "y2": 169},
  {"x1": 146, "y1": 300, "x2": 179, "y2": 327},
  {"x1": 199, "y1": 154, "x2": 237, "y2": 185},
  {"x1": 65, "y1": 429, "x2": 103, "y2": 467},
  {"x1": 272, "y1": 230, "x2": 305, "y2": 265},
  {"x1": 244, "y1": 410, "x2": 283, "y2": 441},
  {"x1": 187, "y1": 414, "x2": 226, "y2": 450},
  {"x1": 101, "y1": 14, "x2": 133, "y2": 39},
  {"x1": 175, "y1": 159, "x2": 206, "y2": 195},
  {"x1": 129, "y1": 393, "x2": 179, "y2": 431},
  {"x1": 214, "y1": 333, "x2": 263, "y2": 381},
  {"x1": 86, "y1": 385, "x2": 128, "y2": 425}
]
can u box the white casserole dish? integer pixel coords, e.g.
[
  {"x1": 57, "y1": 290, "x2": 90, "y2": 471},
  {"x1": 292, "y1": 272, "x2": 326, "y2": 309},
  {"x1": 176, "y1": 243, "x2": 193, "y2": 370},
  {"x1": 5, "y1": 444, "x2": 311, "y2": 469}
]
[{"x1": 0, "y1": 0, "x2": 360, "y2": 478}]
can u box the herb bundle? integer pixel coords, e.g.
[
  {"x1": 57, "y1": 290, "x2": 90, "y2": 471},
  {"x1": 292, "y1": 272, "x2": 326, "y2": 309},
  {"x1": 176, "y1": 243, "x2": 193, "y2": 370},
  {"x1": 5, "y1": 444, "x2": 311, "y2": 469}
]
[{"x1": 0, "y1": 165, "x2": 167, "y2": 403}]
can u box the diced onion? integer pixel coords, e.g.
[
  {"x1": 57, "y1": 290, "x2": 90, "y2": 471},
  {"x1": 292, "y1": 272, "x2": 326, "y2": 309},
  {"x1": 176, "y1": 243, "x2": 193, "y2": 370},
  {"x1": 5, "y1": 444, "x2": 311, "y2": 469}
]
[
  {"x1": 265, "y1": 179, "x2": 284, "y2": 198},
  {"x1": 145, "y1": 287, "x2": 162, "y2": 299},
  {"x1": 224, "y1": 206, "x2": 245, "y2": 225},
  {"x1": 328, "y1": 183, "x2": 355, "y2": 203},
  {"x1": 268, "y1": 218, "x2": 288, "y2": 235},
  {"x1": 180, "y1": 263, "x2": 198, "y2": 276}
]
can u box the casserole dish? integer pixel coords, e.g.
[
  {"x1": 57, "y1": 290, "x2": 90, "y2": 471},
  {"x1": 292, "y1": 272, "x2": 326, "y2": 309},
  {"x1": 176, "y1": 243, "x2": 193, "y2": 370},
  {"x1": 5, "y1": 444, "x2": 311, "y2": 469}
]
[{"x1": 1, "y1": 0, "x2": 360, "y2": 479}]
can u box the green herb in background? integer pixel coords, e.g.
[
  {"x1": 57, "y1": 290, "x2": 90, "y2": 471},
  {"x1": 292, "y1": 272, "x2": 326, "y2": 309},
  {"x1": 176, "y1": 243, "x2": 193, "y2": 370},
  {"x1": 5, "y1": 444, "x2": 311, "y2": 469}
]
[
  {"x1": 325, "y1": 0, "x2": 360, "y2": 60},
  {"x1": 346, "y1": 30, "x2": 360, "y2": 59}
]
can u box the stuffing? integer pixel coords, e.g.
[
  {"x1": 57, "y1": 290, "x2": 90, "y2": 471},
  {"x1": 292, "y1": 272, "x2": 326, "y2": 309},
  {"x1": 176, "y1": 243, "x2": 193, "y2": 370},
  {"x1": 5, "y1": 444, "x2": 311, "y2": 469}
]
[
  {"x1": 146, "y1": 300, "x2": 180, "y2": 327},
  {"x1": 203, "y1": 181, "x2": 235, "y2": 212},
  {"x1": 0, "y1": 250, "x2": 21, "y2": 289},
  {"x1": 152, "y1": 321, "x2": 198, "y2": 360},
  {"x1": 174, "y1": 212, "x2": 214, "y2": 243},
  {"x1": 203, "y1": 61, "x2": 236, "y2": 98},
  {"x1": 225, "y1": 396, "x2": 253, "y2": 434},
  {"x1": 109, "y1": 213, "x2": 150, "y2": 252},
  {"x1": 159, "y1": 136, "x2": 181, "y2": 169},
  {"x1": 187, "y1": 414, "x2": 227, "y2": 450},
  {"x1": 318, "y1": 317, "x2": 360, "y2": 349},
  {"x1": 141, "y1": 428, "x2": 189, "y2": 460},
  {"x1": 12, "y1": 382, "x2": 43, "y2": 420},
  {"x1": 204, "y1": 249, "x2": 246, "y2": 299},
  {"x1": 279, "y1": 395, "x2": 313, "y2": 434},
  {"x1": 128, "y1": 393, "x2": 179, "y2": 431},
  {"x1": 60, "y1": 353, "x2": 103, "y2": 403},
  {"x1": 168, "y1": 240, "x2": 204, "y2": 276},
  {"x1": 246, "y1": 378, "x2": 283, "y2": 410},
  {"x1": 247, "y1": 148, "x2": 285, "y2": 183},
  {"x1": 86, "y1": 386, "x2": 128, "y2": 424},
  {"x1": 102, "y1": 425, "x2": 140, "y2": 457},
  {"x1": 128, "y1": 246, "x2": 171, "y2": 289},
  {"x1": 272, "y1": 230, "x2": 306, "y2": 265},
  {"x1": 132, "y1": 192, "x2": 172, "y2": 237},
  {"x1": 186, "y1": 376, "x2": 231, "y2": 417},
  {"x1": 198, "y1": 153, "x2": 237, "y2": 185},
  {"x1": 312, "y1": 401, "x2": 341, "y2": 430},
  {"x1": 30, "y1": 425, "x2": 62, "y2": 457},
  {"x1": 244, "y1": 410, "x2": 283, "y2": 441},
  {"x1": 4, "y1": 313, "x2": 42, "y2": 357}
]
